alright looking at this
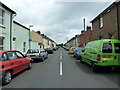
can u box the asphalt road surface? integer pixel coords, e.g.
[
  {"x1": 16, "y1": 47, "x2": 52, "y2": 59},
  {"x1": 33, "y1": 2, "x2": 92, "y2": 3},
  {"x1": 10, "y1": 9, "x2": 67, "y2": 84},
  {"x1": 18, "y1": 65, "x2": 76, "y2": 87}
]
[{"x1": 3, "y1": 48, "x2": 120, "y2": 88}]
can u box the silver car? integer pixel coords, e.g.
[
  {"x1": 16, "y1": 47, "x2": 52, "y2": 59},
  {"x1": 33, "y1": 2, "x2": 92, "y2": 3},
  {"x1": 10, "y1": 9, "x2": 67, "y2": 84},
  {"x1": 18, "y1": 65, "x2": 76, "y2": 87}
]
[{"x1": 26, "y1": 48, "x2": 48, "y2": 62}]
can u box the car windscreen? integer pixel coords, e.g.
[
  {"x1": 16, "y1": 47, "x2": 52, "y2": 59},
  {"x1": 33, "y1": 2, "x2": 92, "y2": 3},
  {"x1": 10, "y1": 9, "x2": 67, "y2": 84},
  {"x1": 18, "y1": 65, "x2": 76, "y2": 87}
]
[
  {"x1": 71, "y1": 48, "x2": 76, "y2": 50},
  {"x1": 102, "y1": 43, "x2": 112, "y2": 53},
  {"x1": 114, "y1": 43, "x2": 120, "y2": 53},
  {"x1": 27, "y1": 49, "x2": 39, "y2": 53},
  {"x1": 47, "y1": 48, "x2": 52, "y2": 50},
  {"x1": 78, "y1": 48, "x2": 84, "y2": 51}
]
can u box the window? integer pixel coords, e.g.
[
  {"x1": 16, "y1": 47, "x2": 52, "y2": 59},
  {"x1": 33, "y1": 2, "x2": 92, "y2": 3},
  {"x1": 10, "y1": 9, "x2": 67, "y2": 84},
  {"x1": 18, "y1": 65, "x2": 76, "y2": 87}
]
[
  {"x1": 99, "y1": 36, "x2": 103, "y2": 40},
  {"x1": 0, "y1": 9, "x2": 5, "y2": 25},
  {"x1": 27, "y1": 49, "x2": 39, "y2": 53},
  {"x1": 114, "y1": 43, "x2": 120, "y2": 53},
  {"x1": 7, "y1": 52, "x2": 18, "y2": 60},
  {"x1": 99, "y1": 16, "x2": 103, "y2": 28},
  {"x1": 1, "y1": 53, "x2": 7, "y2": 61},
  {"x1": 0, "y1": 37, "x2": 4, "y2": 50},
  {"x1": 23, "y1": 42, "x2": 26, "y2": 52},
  {"x1": 15, "y1": 52, "x2": 24, "y2": 58},
  {"x1": 102, "y1": 43, "x2": 112, "y2": 53}
]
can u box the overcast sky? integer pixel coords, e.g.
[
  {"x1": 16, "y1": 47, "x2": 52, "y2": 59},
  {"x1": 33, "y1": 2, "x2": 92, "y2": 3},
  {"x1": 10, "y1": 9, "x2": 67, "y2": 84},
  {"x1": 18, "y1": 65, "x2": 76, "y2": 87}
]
[{"x1": 1, "y1": 0, "x2": 115, "y2": 44}]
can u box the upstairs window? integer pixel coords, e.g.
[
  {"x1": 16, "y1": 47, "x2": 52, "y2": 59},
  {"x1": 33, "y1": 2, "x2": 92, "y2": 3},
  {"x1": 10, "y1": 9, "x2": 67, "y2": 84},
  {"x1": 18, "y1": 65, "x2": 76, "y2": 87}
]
[
  {"x1": 99, "y1": 16, "x2": 103, "y2": 28},
  {"x1": 23, "y1": 42, "x2": 26, "y2": 52},
  {"x1": 0, "y1": 9, "x2": 5, "y2": 25},
  {"x1": 0, "y1": 37, "x2": 4, "y2": 50}
]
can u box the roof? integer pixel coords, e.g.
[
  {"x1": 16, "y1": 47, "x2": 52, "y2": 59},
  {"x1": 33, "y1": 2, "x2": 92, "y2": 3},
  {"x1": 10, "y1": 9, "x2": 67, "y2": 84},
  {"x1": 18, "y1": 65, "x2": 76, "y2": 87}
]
[
  {"x1": 90, "y1": 1, "x2": 119, "y2": 23},
  {"x1": 13, "y1": 21, "x2": 30, "y2": 31},
  {"x1": 0, "y1": 1, "x2": 16, "y2": 14}
]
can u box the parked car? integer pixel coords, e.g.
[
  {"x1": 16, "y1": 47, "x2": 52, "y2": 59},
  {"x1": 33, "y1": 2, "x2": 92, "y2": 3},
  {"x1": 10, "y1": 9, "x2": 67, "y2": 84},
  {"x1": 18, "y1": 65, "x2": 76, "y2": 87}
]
[
  {"x1": 26, "y1": 48, "x2": 48, "y2": 62},
  {"x1": 81, "y1": 39, "x2": 120, "y2": 72},
  {"x1": 46, "y1": 48, "x2": 54, "y2": 54},
  {"x1": 53, "y1": 47, "x2": 58, "y2": 51},
  {"x1": 66, "y1": 47, "x2": 70, "y2": 51},
  {"x1": 69, "y1": 47, "x2": 76, "y2": 54},
  {"x1": 74, "y1": 47, "x2": 84, "y2": 60},
  {"x1": 0, "y1": 50, "x2": 32, "y2": 85}
]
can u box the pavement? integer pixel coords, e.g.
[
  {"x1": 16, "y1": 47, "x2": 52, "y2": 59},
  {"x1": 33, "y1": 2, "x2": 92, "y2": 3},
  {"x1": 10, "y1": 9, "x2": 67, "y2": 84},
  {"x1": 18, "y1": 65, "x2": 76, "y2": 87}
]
[{"x1": 2, "y1": 48, "x2": 120, "y2": 88}]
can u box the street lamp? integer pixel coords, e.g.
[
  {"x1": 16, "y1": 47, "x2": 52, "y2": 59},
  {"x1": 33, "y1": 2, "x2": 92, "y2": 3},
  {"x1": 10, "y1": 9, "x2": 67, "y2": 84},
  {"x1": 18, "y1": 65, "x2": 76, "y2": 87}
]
[{"x1": 29, "y1": 25, "x2": 33, "y2": 49}]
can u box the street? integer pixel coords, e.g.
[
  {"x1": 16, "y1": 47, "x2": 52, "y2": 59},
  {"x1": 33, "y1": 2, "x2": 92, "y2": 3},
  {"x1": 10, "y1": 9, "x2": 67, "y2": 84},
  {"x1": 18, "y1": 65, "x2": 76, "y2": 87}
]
[{"x1": 3, "y1": 48, "x2": 119, "y2": 88}]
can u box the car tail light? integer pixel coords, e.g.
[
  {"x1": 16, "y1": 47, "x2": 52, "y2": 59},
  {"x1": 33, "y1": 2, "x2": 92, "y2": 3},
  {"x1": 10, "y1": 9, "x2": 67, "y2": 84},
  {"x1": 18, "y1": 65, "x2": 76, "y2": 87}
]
[{"x1": 97, "y1": 54, "x2": 101, "y2": 61}]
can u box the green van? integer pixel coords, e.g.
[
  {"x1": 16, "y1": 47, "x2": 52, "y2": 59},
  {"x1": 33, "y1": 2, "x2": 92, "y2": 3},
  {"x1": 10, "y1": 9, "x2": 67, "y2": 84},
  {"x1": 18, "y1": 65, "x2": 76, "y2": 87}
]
[{"x1": 80, "y1": 39, "x2": 120, "y2": 72}]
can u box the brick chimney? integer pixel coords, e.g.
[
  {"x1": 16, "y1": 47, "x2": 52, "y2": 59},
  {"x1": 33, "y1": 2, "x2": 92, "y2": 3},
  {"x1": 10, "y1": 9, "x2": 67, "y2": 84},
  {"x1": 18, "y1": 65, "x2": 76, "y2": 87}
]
[
  {"x1": 37, "y1": 31, "x2": 41, "y2": 34},
  {"x1": 86, "y1": 26, "x2": 91, "y2": 31}
]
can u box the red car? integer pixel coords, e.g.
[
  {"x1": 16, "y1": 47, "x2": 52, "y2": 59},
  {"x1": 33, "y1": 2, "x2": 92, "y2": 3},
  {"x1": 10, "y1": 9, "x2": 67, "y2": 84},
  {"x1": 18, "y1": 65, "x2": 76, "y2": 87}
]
[{"x1": 0, "y1": 50, "x2": 32, "y2": 85}]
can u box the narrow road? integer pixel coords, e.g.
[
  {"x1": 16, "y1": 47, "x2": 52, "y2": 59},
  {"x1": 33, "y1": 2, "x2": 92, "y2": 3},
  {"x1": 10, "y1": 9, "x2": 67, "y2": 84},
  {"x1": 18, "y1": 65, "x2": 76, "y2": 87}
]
[{"x1": 3, "y1": 48, "x2": 119, "y2": 88}]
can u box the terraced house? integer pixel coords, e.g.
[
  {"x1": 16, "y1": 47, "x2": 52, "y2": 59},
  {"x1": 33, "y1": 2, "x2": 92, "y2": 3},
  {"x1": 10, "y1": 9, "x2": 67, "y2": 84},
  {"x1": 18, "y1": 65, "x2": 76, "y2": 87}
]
[
  {"x1": 13, "y1": 21, "x2": 30, "y2": 53},
  {"x1": 0, "y1": 1, "x2": 16, "y2": 50},
  {"x1": 90, "y1": 1, "x2": 120, "y2": 41}
]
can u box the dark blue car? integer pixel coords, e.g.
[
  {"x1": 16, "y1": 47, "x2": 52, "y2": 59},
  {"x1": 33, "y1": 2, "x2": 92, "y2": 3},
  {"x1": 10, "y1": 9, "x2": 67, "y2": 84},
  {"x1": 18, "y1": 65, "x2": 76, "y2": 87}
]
[{"x1": 74, "y1": 47, "x2": 84, "y2": 60}]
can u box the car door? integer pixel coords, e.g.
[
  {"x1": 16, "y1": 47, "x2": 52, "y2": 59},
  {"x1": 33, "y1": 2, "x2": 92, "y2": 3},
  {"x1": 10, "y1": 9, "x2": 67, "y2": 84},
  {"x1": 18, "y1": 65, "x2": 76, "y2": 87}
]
[
  {"x1": 113, "y1": 43, "x2": 120, "y2": 65},
  {"x1": 6, "y1": 51, "x2": 20, "y2": 75},
  {"x1": 15, "y1": 51, "x2": 29, "y2": 70},
  {"x1": 102, "y1": 42, "x2": 114, "y2": 65},
  {"x1": 0, "y1": 52, "x2": 11, "y2": 72}
]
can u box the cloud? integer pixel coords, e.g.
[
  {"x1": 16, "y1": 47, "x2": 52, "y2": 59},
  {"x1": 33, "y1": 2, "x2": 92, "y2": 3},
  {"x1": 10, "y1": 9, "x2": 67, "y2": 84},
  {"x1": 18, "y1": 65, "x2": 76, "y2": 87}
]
[{"x1": 1, "y1": 0, "x2": 113, "y2": 43}]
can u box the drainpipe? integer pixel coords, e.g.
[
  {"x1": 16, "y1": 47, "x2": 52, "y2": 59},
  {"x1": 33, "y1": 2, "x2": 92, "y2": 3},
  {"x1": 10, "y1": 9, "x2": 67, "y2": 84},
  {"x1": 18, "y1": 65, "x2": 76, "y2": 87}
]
[
  {"x1": 10, "y1": 14, "x2": 17, "y2": 50},
  {"x1": 116, "y1": 2, "x2": 120, "y2": 40},
  {"x1": 10, "y1": 14, "x2": 12, "y2": 50}
]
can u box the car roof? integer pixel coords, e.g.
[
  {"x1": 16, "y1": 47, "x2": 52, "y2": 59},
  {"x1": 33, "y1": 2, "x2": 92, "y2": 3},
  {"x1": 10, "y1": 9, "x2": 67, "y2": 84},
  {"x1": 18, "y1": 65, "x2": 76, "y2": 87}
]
[
  {"x1": 0, "y1": 50, "x2": 17, "y2": 53},
  {"x1": 0, "y1": 50, "x2": 18, "y2": 56}
]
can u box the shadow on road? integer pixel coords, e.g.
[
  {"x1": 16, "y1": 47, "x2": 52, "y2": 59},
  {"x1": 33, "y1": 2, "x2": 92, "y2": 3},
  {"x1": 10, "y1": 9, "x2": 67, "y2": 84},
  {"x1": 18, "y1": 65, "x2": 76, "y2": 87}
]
[{"x1": 75, "y1": 60, "x2": 120, "y2": 86}]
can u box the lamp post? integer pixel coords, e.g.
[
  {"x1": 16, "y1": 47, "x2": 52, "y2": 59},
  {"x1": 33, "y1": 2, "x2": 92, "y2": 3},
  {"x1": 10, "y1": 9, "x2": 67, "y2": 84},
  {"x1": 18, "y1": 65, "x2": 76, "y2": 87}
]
[{"x1": 29, "y1": 25, "x2": 33, "y2": 49}]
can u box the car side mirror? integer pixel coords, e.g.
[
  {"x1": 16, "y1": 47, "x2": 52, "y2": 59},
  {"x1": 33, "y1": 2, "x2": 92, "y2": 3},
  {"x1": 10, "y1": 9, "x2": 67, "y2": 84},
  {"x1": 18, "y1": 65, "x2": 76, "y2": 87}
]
[{"x1": 82, "y1": 50, "x2": 85, "y2": 52}]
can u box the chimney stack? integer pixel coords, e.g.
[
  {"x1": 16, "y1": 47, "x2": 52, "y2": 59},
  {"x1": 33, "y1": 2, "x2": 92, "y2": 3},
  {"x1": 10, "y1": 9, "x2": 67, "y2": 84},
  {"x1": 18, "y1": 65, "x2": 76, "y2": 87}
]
[{"x1": 86, "y1": 26, "x2": 91, "y2": 31}]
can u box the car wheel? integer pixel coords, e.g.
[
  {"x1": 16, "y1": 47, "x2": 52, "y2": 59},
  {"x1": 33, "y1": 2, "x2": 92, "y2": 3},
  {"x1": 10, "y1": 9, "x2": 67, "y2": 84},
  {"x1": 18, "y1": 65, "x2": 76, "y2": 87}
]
[
  {"x1": 80, "y1": 57, "x2": 83, "y2": 63},
  {"x1": 73, "y1": 54, "x2": 76, "y2": 57},
  {"x1": 46, "y1": 55, "x2": 48, "y2": 59},
  {"x1": 2, "y1": 71, "x2": 12, "y2": 85},
  {"x1": 41, "y1": 57, "x2": 44, "y2": 62},
  {"x1": 27, "y1": 62, "x2": 32, "y2": 70},
  {"x1": 91, "y1": 63, "x2": 98, "y2": 72}
]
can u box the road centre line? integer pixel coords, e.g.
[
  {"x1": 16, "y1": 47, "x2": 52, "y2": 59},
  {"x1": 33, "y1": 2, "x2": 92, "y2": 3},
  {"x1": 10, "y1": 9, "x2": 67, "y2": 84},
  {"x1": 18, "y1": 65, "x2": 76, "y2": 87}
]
[
  {"x1": 60, "y1": 62, "x2": 63, "y2": 75},
  {"x1": 60, "y1": 53, "x2": 63, "y2": 59}
]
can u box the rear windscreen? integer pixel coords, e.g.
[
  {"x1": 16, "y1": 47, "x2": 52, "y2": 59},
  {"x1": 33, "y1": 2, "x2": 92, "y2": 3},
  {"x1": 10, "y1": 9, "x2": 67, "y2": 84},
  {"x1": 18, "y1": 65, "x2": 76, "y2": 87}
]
[
  {"x1": 27, "y1": 49, "x2": 39, "y2": 53},
  {"x1": 102, "y1": 43, "x2": 112, "y2": 53},
  {"x1": 114, "y1": 43, "x2": 120, "y2": 53}
]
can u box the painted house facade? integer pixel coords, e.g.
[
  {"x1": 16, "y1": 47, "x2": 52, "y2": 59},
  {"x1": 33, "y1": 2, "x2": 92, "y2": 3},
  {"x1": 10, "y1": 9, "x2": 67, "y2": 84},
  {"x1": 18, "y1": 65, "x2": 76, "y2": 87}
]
[
  {"x1": 0, "y1": 2, "x2": 16, "y2": 50},
  {"x1": 30, "y1": 31, "x2": 43, "y2": 49},
  {"x1": 13, "y1": 21, "x2": 30, "y2": 53},
  {"x1": 66, "y1": 35, "x2": 80, "y2": 47}
]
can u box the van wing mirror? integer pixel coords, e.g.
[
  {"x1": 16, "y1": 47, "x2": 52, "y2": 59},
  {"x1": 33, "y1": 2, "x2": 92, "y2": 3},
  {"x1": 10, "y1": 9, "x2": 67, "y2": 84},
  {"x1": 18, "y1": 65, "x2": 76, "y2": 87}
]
[{"x1": 82, "y1": 50, "x2": 85, "y2": 52}]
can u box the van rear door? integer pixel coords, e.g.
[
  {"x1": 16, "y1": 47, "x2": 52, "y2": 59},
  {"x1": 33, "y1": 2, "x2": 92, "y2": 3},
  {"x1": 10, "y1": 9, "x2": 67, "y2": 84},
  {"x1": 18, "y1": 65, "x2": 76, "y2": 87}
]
[
  {"x1": 102, "y1": 42, "x2": 114, "y2": 65},
  {"x1": 114, "y1": 43, "x2": 120, "y2": 65}
]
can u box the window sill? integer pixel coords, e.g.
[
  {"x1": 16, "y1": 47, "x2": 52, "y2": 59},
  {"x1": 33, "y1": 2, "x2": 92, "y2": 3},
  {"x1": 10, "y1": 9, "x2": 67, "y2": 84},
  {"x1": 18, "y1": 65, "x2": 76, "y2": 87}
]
[{"x1": 0, "y1": 24, "x2": 6, "y2": 28}]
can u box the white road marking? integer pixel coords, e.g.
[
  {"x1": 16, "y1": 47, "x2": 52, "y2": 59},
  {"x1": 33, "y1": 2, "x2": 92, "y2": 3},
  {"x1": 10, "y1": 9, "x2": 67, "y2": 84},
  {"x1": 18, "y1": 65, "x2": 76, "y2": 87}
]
[
  {"x1": 60, "y1": 62, "x2": 63, "y2": 75},
  {"x1": 60, "y1": 53, "x2": 63, "y2": 59}
]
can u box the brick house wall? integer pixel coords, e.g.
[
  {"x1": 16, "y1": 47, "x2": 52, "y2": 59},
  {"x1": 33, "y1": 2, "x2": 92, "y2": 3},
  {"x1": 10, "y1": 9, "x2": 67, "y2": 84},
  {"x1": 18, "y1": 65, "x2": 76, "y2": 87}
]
[
  {"x1": 79, "y1": 26, "x2": 92, "y2": 47},
  {"x1": 90, "y1": 2, "x2": 120, "y2": 41}
]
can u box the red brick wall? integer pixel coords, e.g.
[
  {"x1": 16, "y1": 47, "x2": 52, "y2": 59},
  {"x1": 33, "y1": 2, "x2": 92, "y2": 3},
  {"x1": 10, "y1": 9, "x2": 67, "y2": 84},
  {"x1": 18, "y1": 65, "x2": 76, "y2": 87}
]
[
  {"x1": 90, "y1": 5, "x2": 118, "y2": 41},
  {"x1": 79, "y1": 30, "x2": 92, "y2": 45}
]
